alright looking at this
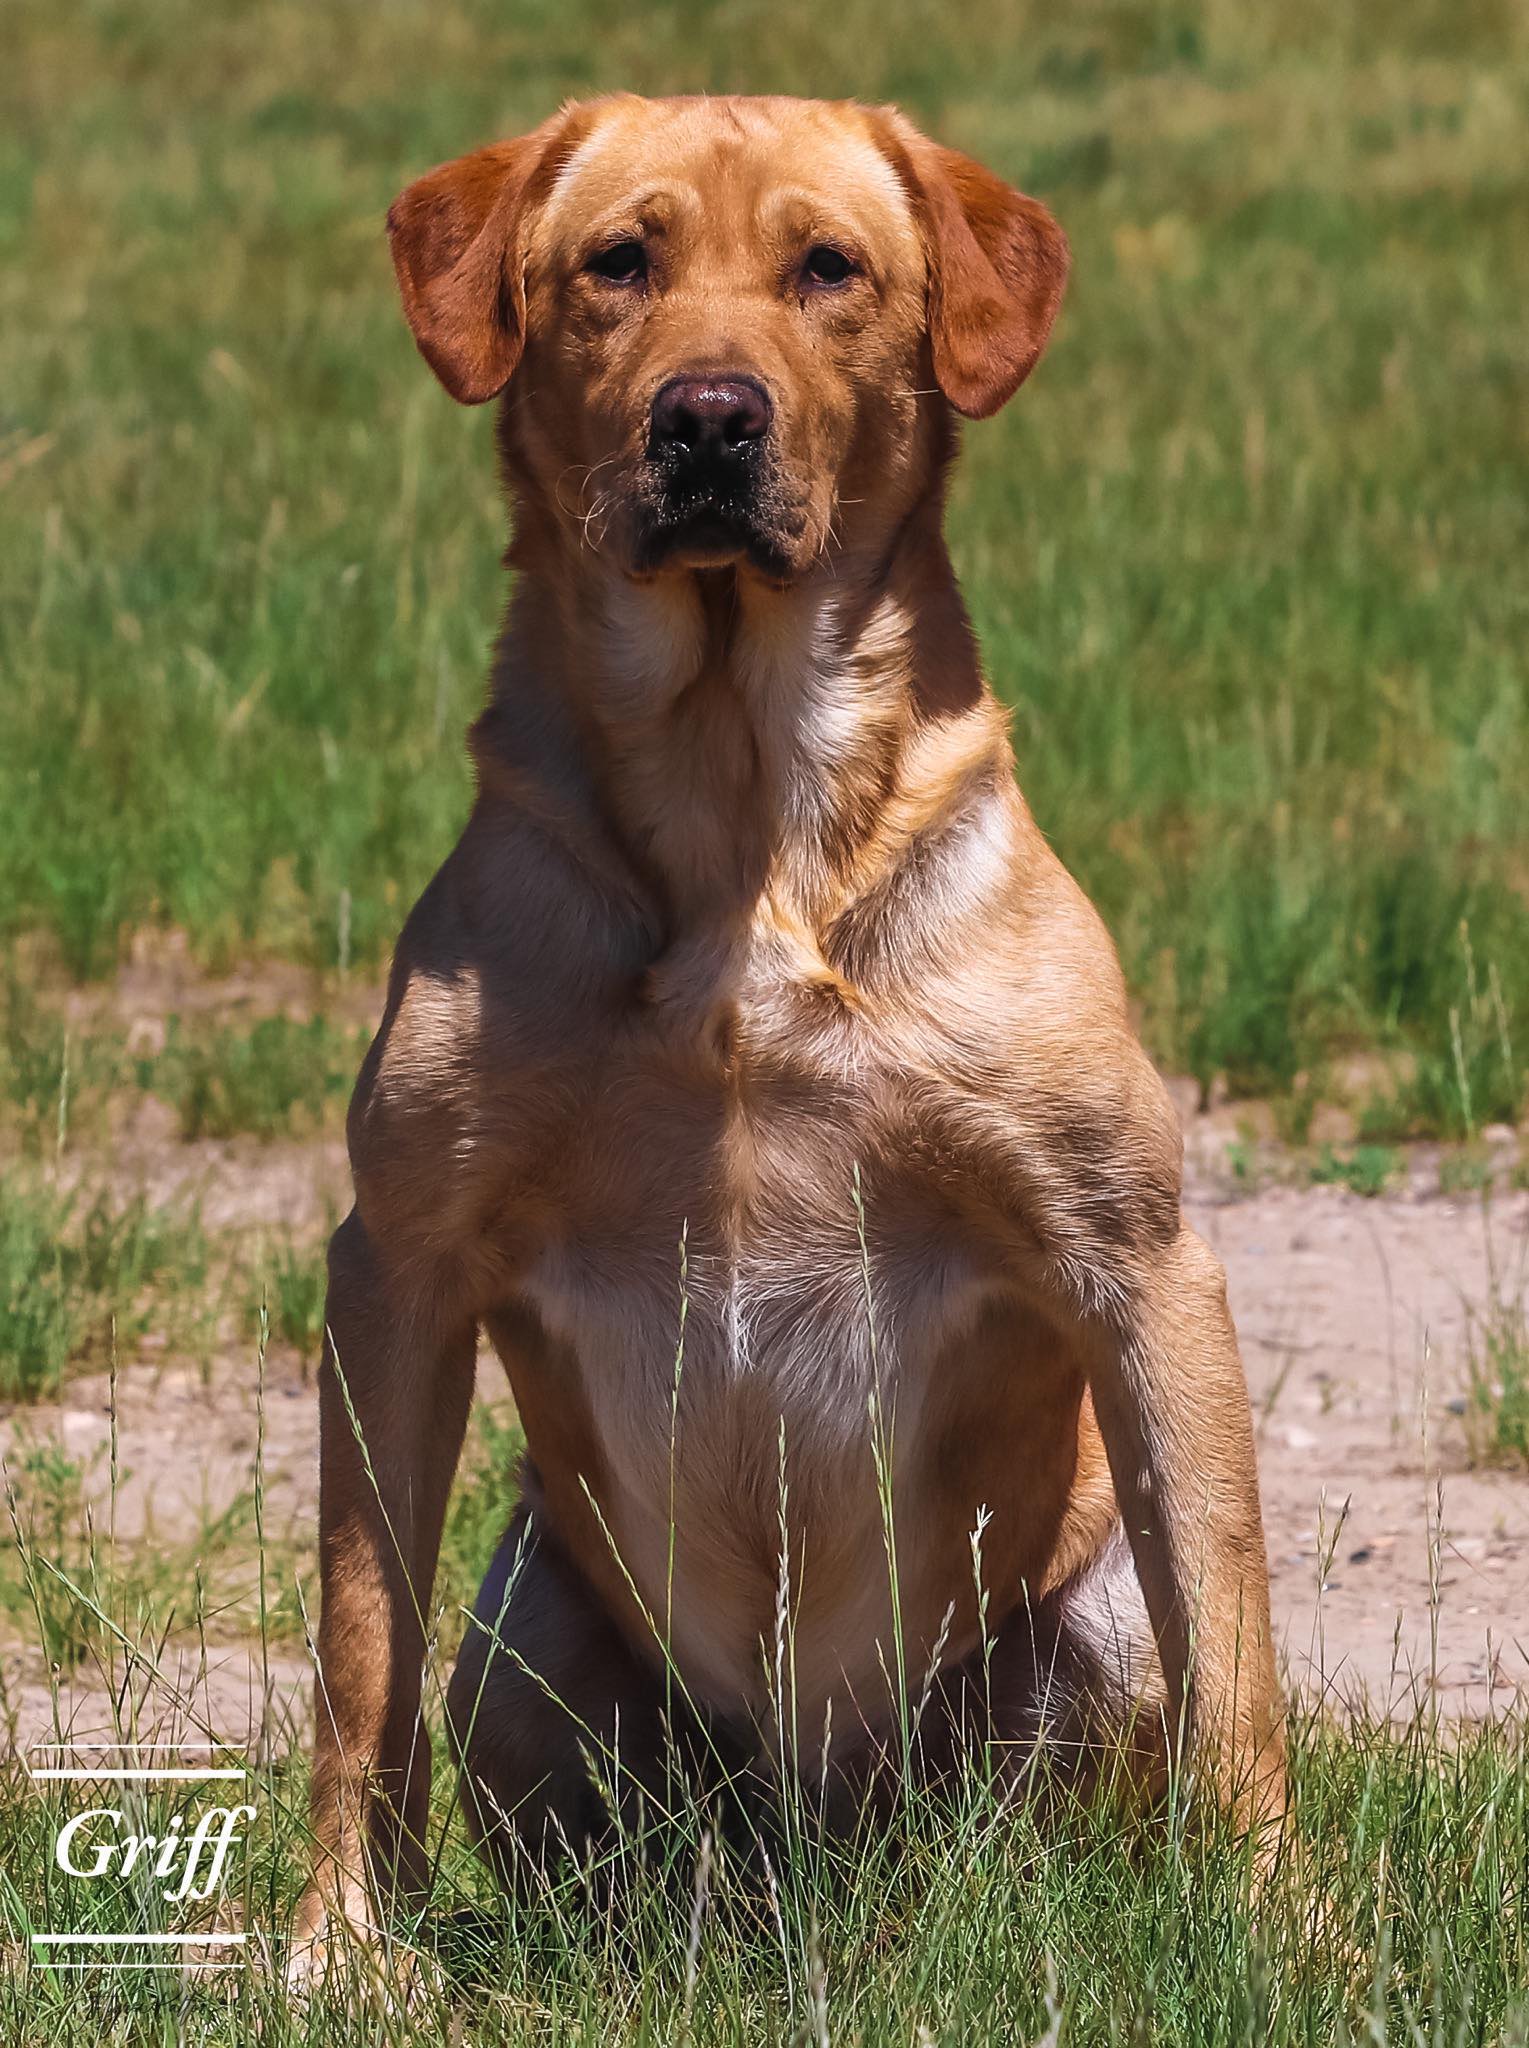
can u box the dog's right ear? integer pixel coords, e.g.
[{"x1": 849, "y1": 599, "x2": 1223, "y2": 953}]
[
  {"x1": 387, "y1": 110, "x2": 587, "y2": 404},
  {"x1": 870, "y1": 108, "x2": 1069, "y2": 420}
]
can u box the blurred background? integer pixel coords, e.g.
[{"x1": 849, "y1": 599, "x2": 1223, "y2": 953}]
[{"x1": 4, "y1": 0, "x2": 1526, "y2": 1138}]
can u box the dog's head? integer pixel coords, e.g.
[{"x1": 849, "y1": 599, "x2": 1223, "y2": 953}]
[{"x1": 388, "y1": 96, "x2": 1067, "y2": 583}]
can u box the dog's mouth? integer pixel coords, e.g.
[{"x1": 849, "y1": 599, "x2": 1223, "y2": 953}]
[
  {"x1": 628, "y1": 432, "x2": 805, "y2": 580},
  {"x1": 633, "y1": 499, "x2": 794, "y2": 579}
]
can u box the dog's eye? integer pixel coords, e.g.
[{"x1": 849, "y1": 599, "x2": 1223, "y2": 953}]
[
  {"x1": 587, "y1": 241, "x2": 647, "y2": 284},
  {"x1": 802, "y1": 245, "x2": 856, "y2": 287}
]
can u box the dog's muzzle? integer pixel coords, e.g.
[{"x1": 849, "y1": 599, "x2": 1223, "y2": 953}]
[{"x1": 637, "y1": 371, "x2": 784, "y2": 571}]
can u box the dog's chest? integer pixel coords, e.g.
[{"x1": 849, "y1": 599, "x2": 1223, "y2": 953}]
[
  {"x1": 520, "y1": 1002, "x2": 982, "y2": 1423},
  {"x1": 505, "y1": 979, "x2": 1004, "y2": 1707}
]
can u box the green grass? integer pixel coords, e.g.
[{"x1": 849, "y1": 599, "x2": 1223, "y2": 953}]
[
  {"x1": 1, "y1": 1548, "x2": 1526, "y2": 2041},
  {"x1": 152, "y1": 1013, "x2": 367, "y2": 1142},
  {"x1": 0, "y1": 1435, "x2": 261, "y2": 1668},
  {"x1": 243, "y1": 1231, "x2": 329, "y2": 1363},
  {"x1": 1309, "y1": 1142, "x2": 1403, "y2": 1198},
  {"x1": 0, "y1": 1376, "x2": 519, "y2": 1673},
  {"x1": 0, "y1": 1177, "x2": 212, "y2": 1400},
  {"x1": 0, "y1": 1171, "x2": 340, "y2": 1404},
  {"x1": 2, "y1": 2, "x2": 1528, "y2": 2038},
  {"x1": 2, "y1": 0, "x2": 1527, "y2": 1128},
  {"x1": 1, "y1": 981, "x2": 367, "y2": 1150},
  {"x1": 0, "y1": 1211, "x2": 1523, "y2": 2042},
  {"x1": 1460, "y1": 1247, "x2": 1529, "y2": 1468},
  {"x1": 3, "y1": 1356, "x2": 1527, "y2": 2042},
  {"x1": 436, "y1": 1403, "x2": 524, "y2": 1639}
]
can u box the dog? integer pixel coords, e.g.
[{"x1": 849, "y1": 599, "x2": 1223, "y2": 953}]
[{"x1": 293, "y1": 92, "x2": 1285, "y2": 1967}]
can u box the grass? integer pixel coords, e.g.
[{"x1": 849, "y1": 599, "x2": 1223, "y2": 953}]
[
  {"x1": 0, "y1": 1168, "x2": 338, "y2": 1404},
  {"x1": 1, "y1": 0, "x2": 1527, "y2": 2039},
  {"x1": 1309, "y1": 1142, "x2": 1403, "y2": 1199},
  {"x1": 0, "y1": 1719, "x2": 1524, "y2": 2043},
  {"x1": 243, "y1": 1231, "x2": 329, "y2": 1364},
  {"x1": 2, "y1": 1244, "x2": 1527, "y2": 2039},
  {"x1": 0, "y1": 1176, "x2": 212, "y2": 1400},
  {"x1": 2, "y1": 0, "x2": 1527, "y2": 1129},
  {"x1": 152, "y1": 1013, "x2": 368, "y2": 1143},
  {"x1": 1460, "y1": 1237, "x2": 1529, "y2": 1468},
  {"x1": 0, "y1": 1342, "x2": 518, "y2": 1680},
  {"x1": 436, "y1": 1404, "x2": 524, "y2": 1640},
  {"x1": 0, "y1": 1197, "x2": 1523, "y2": 2040},
  {"x1": 1, "y1": 979, "x2": 367, "y2": 1151},
  {"x1": 0, "y1": 1435, "x2": 261, "y2": 1669},
  {"x1": 0, "y1": 1183, "x2": 1521, "y2": 2041},
  {"x1": 0, "y1": 1421, "x2": 1526, "y2": 2042}
]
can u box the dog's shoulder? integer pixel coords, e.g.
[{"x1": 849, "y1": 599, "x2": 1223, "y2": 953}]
[
  {"x1": 901, "y1": 806, "x2": 1185, "y2": 1284},
  {"x1": 341, "y1": 852, "x2": 483, "y2": 1236}
]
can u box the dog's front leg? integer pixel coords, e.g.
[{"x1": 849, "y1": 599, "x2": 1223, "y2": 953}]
[
  {"x1": 291, "y1": 1208, "x2": 476, "y2": 1979},
  {"x1": 1083, "y1": 1225, "x2": 1286, "y2": 1843}
]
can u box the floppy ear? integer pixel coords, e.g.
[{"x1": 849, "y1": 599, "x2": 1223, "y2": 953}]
[
  {"x1": 877, "y1": 115, "x2": 1069, "y2": 419},
  {"x1": 387, "y1": 111, "x2": 586, "y2": 404}
]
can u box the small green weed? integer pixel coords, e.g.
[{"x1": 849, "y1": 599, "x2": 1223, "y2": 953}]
[
  {"x1": 1438, "y1": 1149, "x2": 1494, "y2": 1197},
  {"x1": 1224, "y1": 1135, "x2": 1259, "y2": 1185},
  {"x1": 1460, "y1": 1273, "x2": 1529, "y2": 1469},
  {"x1": 1358, "y1": 929, "x2": 1523, "y2": 1142},
  {"x1": 0, "y1": 979, "x2": 132, "y2": 1155},
  {"x1": 246, "y1": 1231, "x2": 329, "y2": 1362},
  {"x1": 1310, "y1": 1143, "x2": 1403, "y2": 1198},
  {"x1": 0, "y1": 1439, "x2": 100, "y2": 1666},
  {"x1": 0, "y1": 1180, "x2": 74, "y2": 1398}
]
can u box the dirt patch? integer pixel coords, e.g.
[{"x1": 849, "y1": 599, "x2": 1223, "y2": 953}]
[
  {"x1": 30, "y1": 929, "x2": 383, "y2": 1043},
  {"x1": 1190, "y1": 1177, "x2": 1529, "y2": 1718},
  {"x1": 1, "y1": 1642, "x2": 313, "y2": 1761},
  {"x1": 79, "y1": 1104, "x2": 353, "y2": 1235}
]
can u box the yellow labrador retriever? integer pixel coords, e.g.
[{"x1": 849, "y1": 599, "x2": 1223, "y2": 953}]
[{"x1": 294, "y1": 92, "x2": 1284, "y2": 1963}]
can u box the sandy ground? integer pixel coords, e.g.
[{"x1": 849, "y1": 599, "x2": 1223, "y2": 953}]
[
  {"x1": 1191, "y1": 1175, "x2": 1528, "y2": 1718},
  {"x1": 3, "y1": 1105, "x2": 1527, "y2": 1755}
]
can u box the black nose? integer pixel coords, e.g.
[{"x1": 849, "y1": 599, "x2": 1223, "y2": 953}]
[{"x1": 650, "y1": 374, "x2": 773, "y2": 460}]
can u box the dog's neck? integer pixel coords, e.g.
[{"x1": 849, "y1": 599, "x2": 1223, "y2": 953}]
[{"x1": 473, "y1": 486, "x2": 1010, "y2": 991}]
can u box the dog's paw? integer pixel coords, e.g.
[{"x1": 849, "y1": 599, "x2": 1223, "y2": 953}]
[
  {"x1": 282, "y1": 1883, "x2": 379, "y2": 1999},
  {"x1": 282, "y1": 1889, "x2": 447, "y2": 2014}
]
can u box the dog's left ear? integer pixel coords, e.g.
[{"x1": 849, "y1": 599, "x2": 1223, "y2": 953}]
[
  {"x1": 387, "y1": 106, "x2": 591, "y2": 404},
  {"x1": 874, "y1": 113, "x2": 1069, "y2": 419}
]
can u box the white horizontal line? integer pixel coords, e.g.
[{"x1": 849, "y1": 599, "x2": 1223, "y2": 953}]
[
  {"x1": 33, "y1": 1933, "x2": 247, "y2": 1946},
  {"x1": 28, "y1": 1766, "x2": 246, "y2": 1781}
]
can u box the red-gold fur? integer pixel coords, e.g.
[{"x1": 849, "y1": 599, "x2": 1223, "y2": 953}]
[{"x1": 292, "y1": 93, "x2": 1284, "y2": 1969}]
